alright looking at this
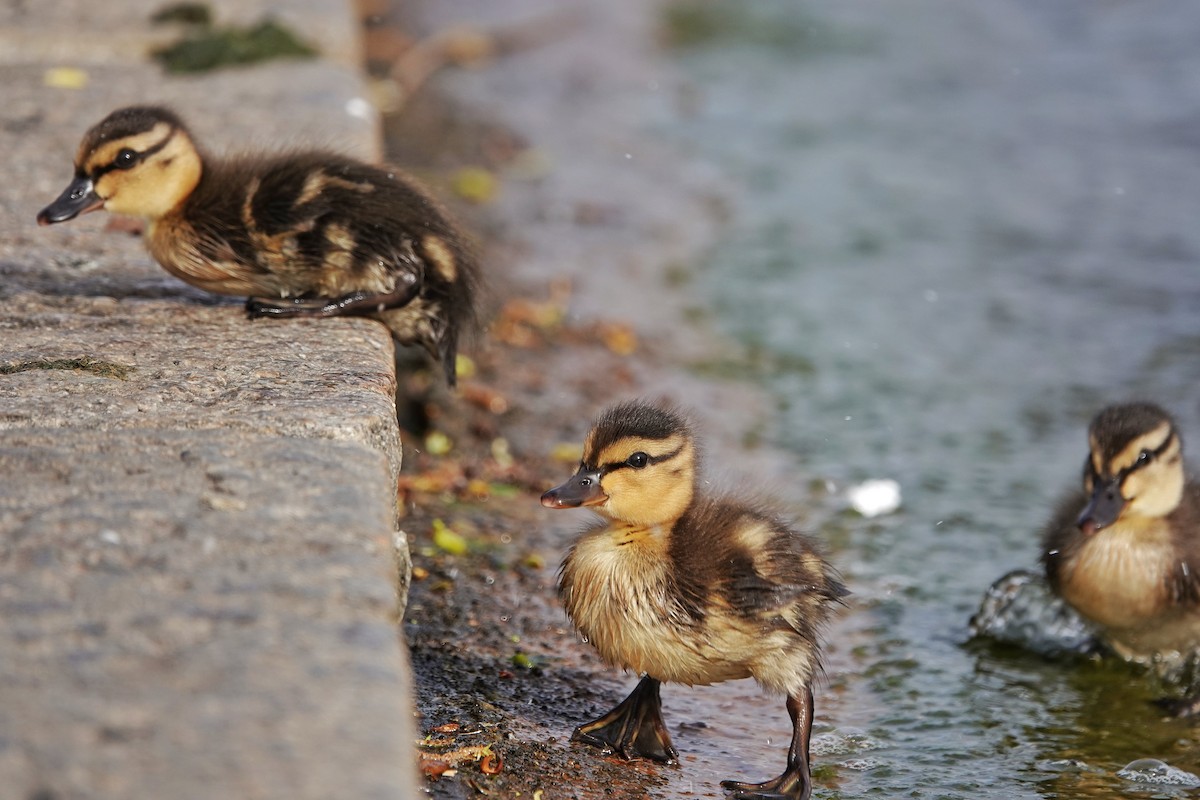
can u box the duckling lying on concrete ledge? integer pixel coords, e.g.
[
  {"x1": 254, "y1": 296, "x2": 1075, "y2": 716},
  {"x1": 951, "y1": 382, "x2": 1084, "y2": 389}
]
[
  {"x1": 37, "y1": 105, "x2": 478, "y2": 385},
  {"x1": 542, "y1": 400, "x2": 847, "y2": 799}
]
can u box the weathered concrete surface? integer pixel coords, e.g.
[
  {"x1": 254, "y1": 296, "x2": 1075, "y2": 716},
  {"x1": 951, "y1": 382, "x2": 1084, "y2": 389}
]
[
  {"x1": 0, "y1": 431, "x2": 404, "y2": 799},
  {"x1": 0, "y1": 0, "x2": 420, "y2": 797},
  {"x1": 0, "y1": 294, "x2": 401, "y2": 479}
]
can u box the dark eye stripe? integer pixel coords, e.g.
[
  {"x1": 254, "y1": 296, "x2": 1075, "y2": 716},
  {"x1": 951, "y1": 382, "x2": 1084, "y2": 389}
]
[
  {"x1": 1102, "y1": 429, "x2": 1178, "y2": 487},
  {"x1": 1130, "y1": 430, "x2": 1176, "y2": 470},
  {"x1": 593, "y1": 443, "x2": 685, "y2": 476},
  {"x1": 91, "y1": 127, "x2": 176, "y2": 178}
]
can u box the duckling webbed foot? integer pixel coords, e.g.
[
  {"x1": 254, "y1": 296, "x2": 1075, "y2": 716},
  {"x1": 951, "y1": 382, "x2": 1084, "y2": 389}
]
[
  {"x1": 573, "y1": 676, "x2": 678, "y2": 763},
  {"x1": 246, "y1": 272, "x2": 420, "y2": 319},
  {"x1": 721, "y1": 690, "x2": 813, "y2": 800}
]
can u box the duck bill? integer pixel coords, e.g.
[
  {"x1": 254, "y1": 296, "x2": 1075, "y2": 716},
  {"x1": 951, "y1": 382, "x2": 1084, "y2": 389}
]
[
  {"x1": 1076, "y1": 477, "x2": 1125, "y2": 536},
  {"x1": 37, "y1": 176, "x2": 103, "y2": 225},
  {"x1": 540, "y1": 469, "x2": 606, "y2": 509}
]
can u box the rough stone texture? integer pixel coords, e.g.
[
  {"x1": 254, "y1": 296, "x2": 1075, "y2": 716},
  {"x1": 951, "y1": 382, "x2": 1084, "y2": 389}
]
[
  {"x1": 0, "y1": 294, "x2": 402, "y2": 482},
  {"x1": 0, "y1": 0, "x2": 420, "y2": 797},
  {"x1": 0, "y1": 431, "x2": 406, "y2": 800}
]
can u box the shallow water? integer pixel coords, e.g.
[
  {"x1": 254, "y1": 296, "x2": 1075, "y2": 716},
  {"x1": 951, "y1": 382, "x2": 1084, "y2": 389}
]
[{"x1": 657, "y1": 1, "x2": 1200, "y2": 797}]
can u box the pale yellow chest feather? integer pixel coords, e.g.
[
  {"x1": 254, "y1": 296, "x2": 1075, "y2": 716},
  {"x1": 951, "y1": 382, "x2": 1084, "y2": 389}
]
[
  {"x1": 560, "y1": 525, "x2": 753, "y2": 686},
  {"x1": 1060, "y1": 519, "x2": 1175, "y2": 630}
]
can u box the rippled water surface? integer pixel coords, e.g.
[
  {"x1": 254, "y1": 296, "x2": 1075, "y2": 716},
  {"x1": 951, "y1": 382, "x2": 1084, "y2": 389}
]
[{"x1": 657, "y1": 1, "x2": 1200, "y2": 797}]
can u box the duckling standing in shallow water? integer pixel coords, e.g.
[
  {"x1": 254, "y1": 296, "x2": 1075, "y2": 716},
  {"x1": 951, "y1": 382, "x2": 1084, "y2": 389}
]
[
  {"x1": 1042, "y1": 402, "x2": 1200, "y2": 692},
  {"x1": 37, "y1": 105, "x2": 477, "y2": 384},
  {"x1": 541, "y1": 401, "x2": 846, "y2": 799}
]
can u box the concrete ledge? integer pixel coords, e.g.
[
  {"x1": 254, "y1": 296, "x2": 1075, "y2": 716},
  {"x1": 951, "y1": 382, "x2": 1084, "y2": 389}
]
[
  {"x1": 0, "y1": 294, "x2": 402, "y2": 482},
  {"x1": 1, "y1": 431, "x2": 409, "y2": 799},
  {"x1": 0, "y1": 0, "x2": 420, "y2": 796}
]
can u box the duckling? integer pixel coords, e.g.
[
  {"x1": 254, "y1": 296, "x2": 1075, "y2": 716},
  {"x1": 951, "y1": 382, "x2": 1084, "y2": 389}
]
[
  {"x1": 1042, "y1": 402, "x2": 1200, "y2": 669},
  {"x1": 36, "y1": 105, "x2": 477, "y2": 384},
  {"x1": 541, "y1": 400, "x2": 846, "y2": 800}
]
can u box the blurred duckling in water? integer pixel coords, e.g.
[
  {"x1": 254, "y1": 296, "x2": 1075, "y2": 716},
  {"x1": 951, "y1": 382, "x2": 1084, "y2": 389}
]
[
  {"x1": 37, "y1": 105, "x2": 477, "y2": 384},
  {"x1": 541, "y1": 400, "x2": 846, "y2": 799},
  {"x1": 1043, "y1": 402, "x2": 1200, "y2": 709}
]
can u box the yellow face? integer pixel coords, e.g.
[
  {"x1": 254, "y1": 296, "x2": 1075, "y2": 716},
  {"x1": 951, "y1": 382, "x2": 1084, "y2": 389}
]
[
  {"x1": 1085, "y1": 419, "x2": 1184, "y2": 521},
  {"x1": 587, "y1": 432, "x2": 696, "y2": 526},
  {"x1": 542, "y1": 428, "x2": 697, "y2": 527},
  {"x1": 81, "y1": 121, "x2": 202, "y2": 220},
  {"x1": 38, "y1": 115, "x2": 202, "y2": 226}
]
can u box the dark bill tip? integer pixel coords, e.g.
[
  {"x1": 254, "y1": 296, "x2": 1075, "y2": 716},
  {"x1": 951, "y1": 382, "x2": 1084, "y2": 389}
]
[
  {"x1": 37, "y1": 177, "x2": 103, "y2": 226},
  {"x1": 540, "y1": 469, "x2": 605, "y2": 509},
  {"x1": 1075, "y1": 477, "x2": 1125, "y2": 535}
]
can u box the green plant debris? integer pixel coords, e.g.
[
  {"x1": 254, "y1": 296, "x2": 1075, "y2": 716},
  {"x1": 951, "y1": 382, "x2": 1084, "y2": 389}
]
[
  {"x1": 511, "y1": 651, "x2": 542, "y2": 670},
  {"x1": 150, "y1": 1, "x2": 212, "y2": 26},
  {"x1": 0, "y1": 357, "x2": 133, "y2": 380},
  {"x1": 663, "y1": 261, "x2": 693, "y2": 288},
  {"x1": 151, "y1": 17, "x2": 318, "y2": 74},
  {"x1": 660, "y1": 0, "x2": 871, "y2": 56},
  {"x1": 431, "y1": 518, "x2": 469, "y2": 556}
]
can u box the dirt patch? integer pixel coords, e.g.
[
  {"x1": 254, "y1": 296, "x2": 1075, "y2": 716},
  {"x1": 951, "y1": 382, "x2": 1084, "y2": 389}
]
[{"x1": 395, "y1": 288, "x2": 681, "y2": 798}]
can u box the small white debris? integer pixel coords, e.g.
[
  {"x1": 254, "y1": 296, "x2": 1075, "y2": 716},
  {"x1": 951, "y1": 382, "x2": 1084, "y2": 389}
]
[
  {"x1": 846, "y1": 479, "x2": 901, "y2": 518},
  {"x1": 204, "y1": 494, "x2": 246, "y2": 512},
  {"x1": 344, "y1": 97, "x2": 374, "y2": 121},
  {"x1": 99, "y1": 530, "x2": 122, "y2": 546}
]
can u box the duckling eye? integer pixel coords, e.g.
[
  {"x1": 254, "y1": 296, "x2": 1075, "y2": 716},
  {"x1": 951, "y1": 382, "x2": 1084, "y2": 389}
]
[
  {"x1": 1137, "y1": 448, "x2": 1153, "y2": 465},
  {"x1": 113, "y1": 149, "x2": 139, "y2": 169},
  {"x1": 627, "y1": 452, "x2": 649, "y2": 469}
]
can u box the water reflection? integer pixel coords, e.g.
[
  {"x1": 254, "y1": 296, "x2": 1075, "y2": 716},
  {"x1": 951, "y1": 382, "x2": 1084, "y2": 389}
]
[{"x1": 662, "y1": 0, "x2": 1200, "y2": 796}]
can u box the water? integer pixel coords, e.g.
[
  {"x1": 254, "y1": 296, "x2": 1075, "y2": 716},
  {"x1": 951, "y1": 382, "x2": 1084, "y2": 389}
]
[{"x1": 657, "y1": 1, "x2": 1200, "y2": 797}]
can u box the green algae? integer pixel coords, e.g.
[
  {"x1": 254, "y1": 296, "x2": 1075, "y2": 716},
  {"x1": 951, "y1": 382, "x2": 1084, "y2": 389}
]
[
  {"x1": 150, "y1": 4, "x2": 318, "y2": 74},
  {"x1": 0, "y1": 357, "x2": 133, "y2": 380}
]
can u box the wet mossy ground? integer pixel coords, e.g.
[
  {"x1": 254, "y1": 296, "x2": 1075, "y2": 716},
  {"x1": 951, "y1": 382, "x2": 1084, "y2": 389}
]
[
  {"x1": 0, "y1": 356, "x2": 132, "y2": 379},
  {"x1": 150, "y1": 3, "x2": 317, "y2": 73}
]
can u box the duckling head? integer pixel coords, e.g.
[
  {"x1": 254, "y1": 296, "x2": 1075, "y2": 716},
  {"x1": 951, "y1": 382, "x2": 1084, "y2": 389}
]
[
  {"x1": 1078, "y1": 402, "x2": 1185, "y2": 535},
  {"x1": 541, "y1": 401, "x2": 698, "y2": 527},
  {"x1": 38, "y1": 105, "x2": 202, "y2": 226}
]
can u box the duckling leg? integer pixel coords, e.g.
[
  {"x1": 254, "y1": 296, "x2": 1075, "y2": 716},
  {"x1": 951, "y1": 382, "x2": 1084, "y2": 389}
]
[
  {"x1": 246, "y1": 272, "x2": 420, "y2": 318},
  {"x1": 720, "y1": 688, "x2": 813, "y2": 800},
  {"x1": 572, "y1": 676, "x2": 678, "y2": 763}
]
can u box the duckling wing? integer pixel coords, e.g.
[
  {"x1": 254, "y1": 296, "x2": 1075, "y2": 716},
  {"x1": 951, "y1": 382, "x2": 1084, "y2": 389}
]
[
  {"x1": 237, "y1": 155, "x2": 419, "y2": 297},
  {"x1": 180, "y1": 154, "x2": 460, "y2": 297},
  {"x1": 1166, "y1": 482, "x2": 1200, "y2": 605},
  {"x1": 673, "y1": 502, "x2": 846, "y2": 635}
]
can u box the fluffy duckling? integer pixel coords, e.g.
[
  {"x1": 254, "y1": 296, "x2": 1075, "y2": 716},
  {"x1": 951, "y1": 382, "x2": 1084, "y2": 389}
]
[
  {"x1": 541, "y1": 400, "x2": 846, "y2": 800},
  {"x1": 1042, "y1": 402, "x2": 1200, "y2": 669},
  {"x1": 37, "y1": 105, "x2": 477, "y2": 384}
]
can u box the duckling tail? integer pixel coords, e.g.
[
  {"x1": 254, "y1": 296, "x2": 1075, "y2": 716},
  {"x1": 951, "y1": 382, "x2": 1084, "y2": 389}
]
[{"x1": 435, "y1": 326, "x2": 459, "y2": 388}]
